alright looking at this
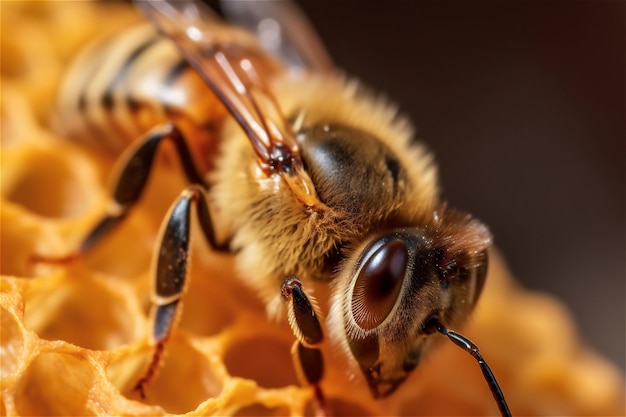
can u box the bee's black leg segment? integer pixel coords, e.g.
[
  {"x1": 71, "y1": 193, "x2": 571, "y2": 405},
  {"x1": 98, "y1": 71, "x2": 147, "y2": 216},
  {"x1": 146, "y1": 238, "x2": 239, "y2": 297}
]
[
  {"x1": 78, "y1": 213, "x2": 126, "y2": 254},
  {"x1": 281, "y1": 277, "x2": 324, "y2": 346},
  {"x1": 293, "y1": 342, "x2": 325, "y2": 386},
  {"x1": 90, "y1": 123, "x2": 208, "y2": 248},
  {"x1": 112, "y1": 123, "x2": 208, "y2": 207},
  {"x1": 135, "y1": 185, "x2": 220, "y2": 397},
  {"x1": 133, "y1": 300, "x2": 179, "y2": 398},
  {"x1": 435, "y1": 323, "x2": 512, "y2": 417},
  {"x1": 281, "y1": 277, "x2": 328, "y2": 415},
  {"x1": 292, "y1": 341, "x2": 328, "y2": 416}
]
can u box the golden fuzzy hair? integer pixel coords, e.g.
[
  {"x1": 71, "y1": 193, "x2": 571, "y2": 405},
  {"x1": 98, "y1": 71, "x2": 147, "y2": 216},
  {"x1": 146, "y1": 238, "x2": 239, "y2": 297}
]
[{"x1": 210, "y1": 74, "x2": 439, "y2": 318}]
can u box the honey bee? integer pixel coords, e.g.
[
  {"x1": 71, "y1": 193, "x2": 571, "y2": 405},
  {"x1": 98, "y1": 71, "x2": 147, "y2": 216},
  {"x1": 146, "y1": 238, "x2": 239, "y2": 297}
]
[{"x1": 47, "y1": 0, "x2": 511, "y2": 415}]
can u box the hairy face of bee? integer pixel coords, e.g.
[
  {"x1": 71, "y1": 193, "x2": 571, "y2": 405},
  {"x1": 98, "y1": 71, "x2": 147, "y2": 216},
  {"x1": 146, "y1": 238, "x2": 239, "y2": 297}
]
[{"x1": 329, "y1": 215, "x2": 490, "y2": 398}]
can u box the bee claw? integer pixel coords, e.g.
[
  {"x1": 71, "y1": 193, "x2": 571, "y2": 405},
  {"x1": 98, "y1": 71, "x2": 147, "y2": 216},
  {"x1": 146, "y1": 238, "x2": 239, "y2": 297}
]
[
  {"x1": 133, "y1": 339, "x2": 167, "y2": 401},
  {"x1": 313, "y1": 385, "x2": 329, "y2": 417},
  {"x1": 133, "y1": 380, "x2": 148, "y2": 399}
]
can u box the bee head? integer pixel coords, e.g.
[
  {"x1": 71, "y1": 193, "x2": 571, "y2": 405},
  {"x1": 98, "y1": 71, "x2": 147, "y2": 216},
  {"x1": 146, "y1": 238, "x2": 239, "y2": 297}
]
[{"x1": 330, "y1": 209, "x2": 491, "y2": 397}]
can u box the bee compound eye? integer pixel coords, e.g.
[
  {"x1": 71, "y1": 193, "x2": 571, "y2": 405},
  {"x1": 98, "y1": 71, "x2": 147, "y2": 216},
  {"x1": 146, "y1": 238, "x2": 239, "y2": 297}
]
[{"x1": 351, "y1": 239, "x2": 408, "y2": 330}]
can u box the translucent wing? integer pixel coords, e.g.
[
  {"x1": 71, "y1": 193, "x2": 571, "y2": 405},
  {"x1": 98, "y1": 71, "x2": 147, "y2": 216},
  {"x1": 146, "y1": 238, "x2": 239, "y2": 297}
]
[
  {"x1": 134, "y1": 0, "x2": 322, "y2": 208},
  {"x1": 220, "y1": 0, "x2": 334, "y2": 73}
]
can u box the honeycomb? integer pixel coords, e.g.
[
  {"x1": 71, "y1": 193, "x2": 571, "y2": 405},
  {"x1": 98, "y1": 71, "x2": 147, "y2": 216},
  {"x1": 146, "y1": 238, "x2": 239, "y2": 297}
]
[{"x1": 1, "y1": 2, "x2": 624, "y2": 416}]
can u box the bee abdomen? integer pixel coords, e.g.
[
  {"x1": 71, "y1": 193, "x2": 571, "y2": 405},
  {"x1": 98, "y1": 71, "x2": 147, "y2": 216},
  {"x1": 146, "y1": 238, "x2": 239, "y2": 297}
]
[{"x1": 56, "y1": 23, "x2": 216, "y2": 153}]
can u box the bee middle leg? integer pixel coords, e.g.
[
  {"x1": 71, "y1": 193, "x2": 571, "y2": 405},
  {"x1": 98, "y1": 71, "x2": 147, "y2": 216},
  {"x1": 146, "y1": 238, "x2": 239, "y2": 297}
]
[
  {"x1": 32, "y1": 123, "x2": 220, "y2": 263},
  {"x1": 134, "y1": 184, "x2": 223, "y2": 397},
  {"x1": 281, "y1": 277, "x2": 328, "y2": 416},
  {"x1": 80, "y1": 122, "x2": 215, "y2": 252}
]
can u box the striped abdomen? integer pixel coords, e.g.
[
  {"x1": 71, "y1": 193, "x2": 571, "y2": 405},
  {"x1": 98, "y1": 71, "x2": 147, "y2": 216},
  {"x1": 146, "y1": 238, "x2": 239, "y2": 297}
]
[{"x1": 56, "y1": 23, "x2": 227, "y2": 160}]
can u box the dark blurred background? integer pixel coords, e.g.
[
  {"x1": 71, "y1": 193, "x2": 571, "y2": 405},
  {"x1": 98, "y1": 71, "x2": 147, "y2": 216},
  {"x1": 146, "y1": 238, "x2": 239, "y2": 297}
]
[{"x1": 290, "y1": 0, "x2": 624, "y2": 370}]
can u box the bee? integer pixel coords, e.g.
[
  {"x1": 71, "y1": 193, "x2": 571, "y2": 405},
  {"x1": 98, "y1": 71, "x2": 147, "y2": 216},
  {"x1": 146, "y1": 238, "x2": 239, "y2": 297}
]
[{"x1": 47, "y1": 0, "x2": 511, "y2": 415}]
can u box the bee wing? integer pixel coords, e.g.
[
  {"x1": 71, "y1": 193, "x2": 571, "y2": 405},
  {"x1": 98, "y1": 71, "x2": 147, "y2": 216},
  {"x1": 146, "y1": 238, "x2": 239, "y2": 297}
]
[
  {"x1": 135, "y1": 0, "x2": 322, "y2": 207},
  {"x1": 219, "y1": 0, "x2": 334, "y2": 73}
]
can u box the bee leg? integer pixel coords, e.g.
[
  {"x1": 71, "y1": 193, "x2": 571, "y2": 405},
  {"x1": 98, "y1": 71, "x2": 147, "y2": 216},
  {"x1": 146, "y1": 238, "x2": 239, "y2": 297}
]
[
  {"x1": 281, "y1": 277, "x2": 328, "y2": 416},
  {"x1": 293, "y1": 342, "x2": 328, "y2": 416},
  {"x1": 31, "y1": 123, "x2": 225, "y2": 264},
  {"x1": 134, "y1": 185, "x2": 220, "y2": 397},
  {"x1": 133, "y1": 300, "x2": 178, "y2": 398},
  {"x1": 81, "y1": 123, "x2": 211, "y2": 252}
]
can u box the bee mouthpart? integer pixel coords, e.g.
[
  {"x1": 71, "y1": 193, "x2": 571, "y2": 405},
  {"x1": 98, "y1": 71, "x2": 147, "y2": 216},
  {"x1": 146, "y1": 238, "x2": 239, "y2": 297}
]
[
  {"x1": 282, "y1": 164, "x2": 328, "y2": 212},
  {"x1": 362, "y1": 363, "x2": 408, "y2": 399}
]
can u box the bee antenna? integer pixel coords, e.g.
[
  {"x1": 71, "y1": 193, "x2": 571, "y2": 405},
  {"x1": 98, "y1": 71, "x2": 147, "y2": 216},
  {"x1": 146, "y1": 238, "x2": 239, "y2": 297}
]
[{"x1": 435, "y1": 322, "x2": 512, "y2": 417}]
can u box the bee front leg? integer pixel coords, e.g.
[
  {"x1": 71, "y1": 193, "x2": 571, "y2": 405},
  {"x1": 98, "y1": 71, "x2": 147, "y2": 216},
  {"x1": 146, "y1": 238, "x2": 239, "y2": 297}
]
[
  {"x1": 134, "y1": 185, "x2": 222, "y2": 397},
  {"x1": 281, "y1": 277, "x2": 328, "y2": 416}
]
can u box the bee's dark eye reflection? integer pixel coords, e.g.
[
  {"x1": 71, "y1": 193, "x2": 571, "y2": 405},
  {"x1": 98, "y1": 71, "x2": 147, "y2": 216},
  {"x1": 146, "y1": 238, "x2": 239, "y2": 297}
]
[{"x1": 352, "y1": 240, "x2": 408, "y2": 330}]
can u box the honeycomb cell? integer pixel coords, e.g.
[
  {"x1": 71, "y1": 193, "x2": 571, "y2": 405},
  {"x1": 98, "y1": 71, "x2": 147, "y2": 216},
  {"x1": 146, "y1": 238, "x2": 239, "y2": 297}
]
[
  {"x1": 178, "y1": 254, "x2": 241, "y2": 337},
  {"x1": 0, "y1": 16, "x2": 56, "y2": 80},
  {"x1": 133, "y1": 334, "x2": 224, "y2": 414},
  {"x1": 0, "y1": 305, "x2": 25, "y2": 378},
  {"x1": 224, "y1": 336, "x2": 299, "y2": 389},
  {"x1": 0, "y1": 28, "x2": 28, "y2": 78},
  {"x1": 0, "y1": 208, "x2": 46, "y2": 277},
  {"x1": 23, "y1": 273, "x2": 143, "y2": 351},
  {"x1": 14, "y1": 351, "x2": 99, "y2": 416},
  {"x1": 178, "y1": 285, "x2": 238, "y2": 337},
  {"x1": 2, "y1": 143, "x2": 98, "y2": 219}
]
